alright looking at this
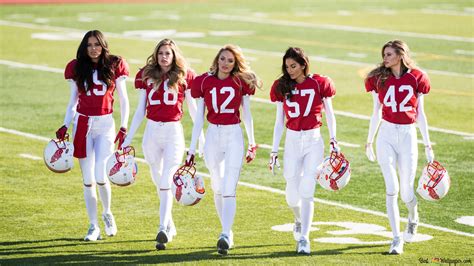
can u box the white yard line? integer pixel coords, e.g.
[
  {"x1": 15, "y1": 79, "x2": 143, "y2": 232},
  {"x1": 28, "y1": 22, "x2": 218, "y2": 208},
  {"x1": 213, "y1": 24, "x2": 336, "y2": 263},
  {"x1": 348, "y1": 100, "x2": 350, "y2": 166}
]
[
  {"x1": 1, "y1": 59, "x2": 472, "y2": 138},
  {"x1": 0, "y1": 19, "x2": 473, "y2": 78},
  {"x1": 6, "y1": 126, "x2": 472, "y2": 238},
  {"x1": 209, "y1": 14, "x2": 474, "y2": 43},
  {"x1": 421, "y1": 8, "x2": 474, "y2": 17},
  {"x1": 19, "y1": 153, "x2": 42, "y2": 160}
]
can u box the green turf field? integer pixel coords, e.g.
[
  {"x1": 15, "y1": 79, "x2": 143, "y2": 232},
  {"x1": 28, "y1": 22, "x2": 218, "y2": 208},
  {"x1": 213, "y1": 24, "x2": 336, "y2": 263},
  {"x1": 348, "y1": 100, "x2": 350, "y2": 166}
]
[{"x1": 1, "y1": 0, "x2": 473, "y2": 264}]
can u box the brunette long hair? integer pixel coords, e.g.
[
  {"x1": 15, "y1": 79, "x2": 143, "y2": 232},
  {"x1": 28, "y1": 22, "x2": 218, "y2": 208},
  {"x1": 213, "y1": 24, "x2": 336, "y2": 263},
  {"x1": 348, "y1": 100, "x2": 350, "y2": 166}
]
[
  {"x1": 74, "y1": 30, "x2": 120, "y2": 93},
  {"x1": 275, "y1": 47, "x2": 310, "y2": 98}
]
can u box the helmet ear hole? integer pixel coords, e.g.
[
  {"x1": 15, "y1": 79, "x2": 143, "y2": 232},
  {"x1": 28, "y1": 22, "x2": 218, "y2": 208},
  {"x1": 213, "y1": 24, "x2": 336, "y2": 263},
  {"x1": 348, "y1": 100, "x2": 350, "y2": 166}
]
[
  {"x1": 171, "y1": 164, "x2": 206, "y2": 206},
  {"x1": 106, "y1": 146, "x2": 138, "y2": 186},
  {"x1": 417, "y1": 161, "x2": 450, "y2": 201},
  {"x1": 44, "y1": 138, "x2": 74, "y2": 173},
  {"x1": 317, "y1": 151, "x2": 351, "y2": 191}
]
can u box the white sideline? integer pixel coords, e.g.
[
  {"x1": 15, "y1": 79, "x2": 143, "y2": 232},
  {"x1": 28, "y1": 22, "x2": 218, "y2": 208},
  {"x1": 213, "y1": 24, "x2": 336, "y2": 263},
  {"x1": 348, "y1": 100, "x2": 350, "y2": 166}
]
[
  {"x1": 1, "y1": 59, "x2": 473, "y2": 138},
  {"x1": 0, "y1": 19, "x2": 473, "y2": 78},
  {"x1": 3, "y1": 126, "x2": 473, "y2": 238}
]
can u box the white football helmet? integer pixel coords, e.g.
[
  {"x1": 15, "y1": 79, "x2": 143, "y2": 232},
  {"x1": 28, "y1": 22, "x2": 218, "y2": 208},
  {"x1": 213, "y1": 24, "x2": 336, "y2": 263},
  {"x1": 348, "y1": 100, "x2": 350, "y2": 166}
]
[
  {"x1": 417, "y1": 161, "x2": 450, "y2": 201},
  {"x1": 172, "y1": 164, "x2": 205, "y2": 206},
  {"x1": 106, "y1": 146, "x2": 138, "y2": 186},
  {"x1": 43, "y1": 134, "x2": 74, "y2": 173},
  {"x1": 317, "y1": 151, "x2": 351, "y2": 191}
]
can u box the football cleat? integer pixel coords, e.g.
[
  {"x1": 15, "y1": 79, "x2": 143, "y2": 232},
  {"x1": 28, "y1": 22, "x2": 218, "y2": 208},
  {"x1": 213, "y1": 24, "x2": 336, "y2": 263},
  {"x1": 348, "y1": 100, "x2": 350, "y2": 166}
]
[
  {"x1": 296, "y1": 237, "x2": 310, "y2": 255},
  {"x1": 217, "y1": 233, "x2": 231, "y2": 255},
  {"x1": 155, "y1": 227, "x2": 169, "y2": 250},
  {"x1": 155, "y1": 242, "x2": 166, "y2": 251},
  {"x1": 106, "y1": 146, "x2": 138, "y2": 186},
  {"x1": 172, "y1": 164, "x2": 205, "y2": 206},
  {"x1": 155, "y1": 222, "x2": 177, "y2": 250},
  {"x1": 403, "y1": 219, "x2": 418, "y2": 243},
  {"x1": 102, "y1": 213, "x2": 117, "y2": 237},
  {"x1": 317, "y1": 151, "x2": 351, "y2": 191},
  {"x1": 84, "y1": 224, "x2": 101, "y2": 241},
  {"x1": 417, "y1": 161, "x2": 450, "y2": 201},
  {"x1": 293, "y1": 221, "x2": 302, "y2": 241},
  {"x1": 388, "y1": 237, "x2": 404, "y2": 255},
  {"x1": 43, "y1": 134, "x2": 74, "y2": 173}
]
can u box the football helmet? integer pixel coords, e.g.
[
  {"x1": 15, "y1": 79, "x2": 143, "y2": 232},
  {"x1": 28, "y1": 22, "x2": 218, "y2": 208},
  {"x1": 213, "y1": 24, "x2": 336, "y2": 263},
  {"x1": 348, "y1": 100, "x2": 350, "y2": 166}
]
[
  {"x1": 172, "y1": 164, "x2": 205, "y2": 206},
  {"x1": 43, "y1": 134, "x2": 74, "y2": 173},
  {"x1": 417, "y1": 161, "x2": 450, "y2": 201},
  {"x1": 106, "y1": 146, "x2": 138, "y2": 186},
  {"x1": 317, "y1": 151, "x2": 351, "y2": 191}
]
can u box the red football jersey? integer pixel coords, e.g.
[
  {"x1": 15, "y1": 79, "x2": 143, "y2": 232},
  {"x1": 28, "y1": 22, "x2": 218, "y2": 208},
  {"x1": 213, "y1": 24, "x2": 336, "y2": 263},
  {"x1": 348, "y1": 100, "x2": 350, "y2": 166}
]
[
  {"x1": 191, "y1": 73, "x2": 255, "y2": 125},
  {"x1": 365, "y1": 68, "x2": 430, "y2": 124},
  {"x1": 135, "y1": 69, "x2": 195, "y2": 122},
  {"x1": 64, "y1": 58, "x2": 129, "y2": 116},
  {"x1": 270, "y1": 74, "x2": 336, "y2": 131}
]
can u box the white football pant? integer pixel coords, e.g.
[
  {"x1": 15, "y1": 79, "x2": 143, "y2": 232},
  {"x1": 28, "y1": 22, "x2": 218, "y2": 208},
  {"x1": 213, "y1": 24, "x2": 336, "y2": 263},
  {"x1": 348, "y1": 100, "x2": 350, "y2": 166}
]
[
  {"x1": 376, "y1": 120, "x2": 418, "y2": 238},
  {"x1": 283, "y1": 128, "x2": 324, "y2": 240},
  {"x1": 204, "y1": 123, "x2": 244, "y2": 236},
  {"x1": 73, "y1": 113, "x2": 115, "y2": 226},
  {"x1": 142, "y1": 120, "x2": 185, "y2": 229}
]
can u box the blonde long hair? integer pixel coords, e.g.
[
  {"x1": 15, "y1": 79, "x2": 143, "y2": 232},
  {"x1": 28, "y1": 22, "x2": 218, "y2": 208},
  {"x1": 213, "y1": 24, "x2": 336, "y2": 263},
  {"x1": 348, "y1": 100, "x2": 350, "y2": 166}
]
[
  {"x1": 366, "y1": 40, "x2": 417, "y2": 88},
  {"x1": 142, "y1": 39, "x2": 188, "y2": 90},
  {"x1": 209, "y1": 44, "x2": 262, "y2": 91}
]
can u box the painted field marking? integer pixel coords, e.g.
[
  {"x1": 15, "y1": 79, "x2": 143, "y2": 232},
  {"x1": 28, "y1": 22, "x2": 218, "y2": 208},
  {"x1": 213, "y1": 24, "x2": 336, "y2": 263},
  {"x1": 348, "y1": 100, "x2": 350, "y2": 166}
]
[
  {"x1": 0, "y1": 19, "x2": 473, "y2": 78},
  {"x1": 1, "y1": 59, "x2": 472, "y2": 138},
  {"x1": 421, "y1": 8, "x2": 474, "y2": 17},
  {"x1": 455, "y1": 216, "x2": 474, "y2": 227},
  {"x1": 19, "y1": 153, "x2": 42, "y2": 160},
  {"x1": 4, "y1": 126, "x2": 473, "y2": 238},
  {"x1": 209, "y1": 14, "x2": 474, "y2": 43},
  {"x1": 272, "y1": 222, "x2": 433, "y2": 245}
]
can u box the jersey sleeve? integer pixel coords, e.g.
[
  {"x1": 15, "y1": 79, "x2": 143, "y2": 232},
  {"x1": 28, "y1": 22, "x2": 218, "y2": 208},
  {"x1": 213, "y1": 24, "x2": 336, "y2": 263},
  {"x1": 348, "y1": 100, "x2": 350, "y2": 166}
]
[
  {"x1": 115, "y1": 58, "x2": 129, "y2": 80},
  {"x1": 270, "y1": 79, "x2": 283, "y2": 102},
  {"x1": 191, "y1": 73, "x2": 206, "y2": 98},
  {"x1": 365, "y1": 75, "x2": 378, "y2": 93},
  {"x1": 319, "y1": 75, "x2": 336, "y2": 98},
  {"x1": 185, "y1": 69, "x2": 197, "y2": 91},
  {"x1": 64, "y1": 59, "x2": 76, "y2": 81},
  {"x1": 134, "y1": 68, "x2": 146, "y2": 90},
  {"x1": 416, "y1": 70, "x2": 431, "y2": 94},
  {"x1": 241, "y1": 77, "x2": 255, "y2": 96}
]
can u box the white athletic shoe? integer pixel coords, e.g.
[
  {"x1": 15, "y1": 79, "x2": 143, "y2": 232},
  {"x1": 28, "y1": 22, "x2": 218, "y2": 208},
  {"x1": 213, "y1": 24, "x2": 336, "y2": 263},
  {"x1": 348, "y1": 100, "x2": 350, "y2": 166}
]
[
  {"x1": 102, "y1": 213, "x2": 117, "y2": 237},
  {"x1": 217, "y1": 233, "x2": 231, "y2": 255},
  {"x1": 293, "y1": 221, "x2": 302, "y2": 241},
  {"x1": 229, "y1": 230, "x2": 234, "y2": 249},
  {"x1": 388, "y1": 236, "x2": 404, "y2": 255},
  {"x1": 403, "y1": 220, "x2": 418, "y2": 243},
  {"x1": 167, "y1": 220, "x2": 177, "y2": 240},
  {"x1": 296, "y1": 237, "x2": 310, "y2": 255},
  {"x1": 84, "y1": 224, "x2": 101, "y2": 241}
]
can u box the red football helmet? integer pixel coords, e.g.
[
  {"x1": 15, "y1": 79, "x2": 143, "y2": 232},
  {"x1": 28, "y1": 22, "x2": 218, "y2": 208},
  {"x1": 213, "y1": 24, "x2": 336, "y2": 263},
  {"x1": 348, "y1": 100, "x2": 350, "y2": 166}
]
[
  {"x1": 317, "y1": 151, "x2": 351, "y2": 191},
  {"x1": 106, "y1": 146, "x2": 138, "y2": 186},
  {"x1": 43, "y1": 134, "x2": 74, "y2": 173},
  {"x1": 171, "y1": 164, "x2": 205, "y2": 206},
  {"x1": 417, "y1": 161, "x2": 450, "y2": 201}
]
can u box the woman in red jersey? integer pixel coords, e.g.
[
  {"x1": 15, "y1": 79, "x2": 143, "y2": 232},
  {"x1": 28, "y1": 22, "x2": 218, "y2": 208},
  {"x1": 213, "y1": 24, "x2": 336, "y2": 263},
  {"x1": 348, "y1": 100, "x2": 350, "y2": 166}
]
[
  {"x1": 121, "y1": 39, "x2": 203, "y2": 250},
  {"x1": 55, "y1": 30, "x2": 130, "y2": 241},
  {"x1": 269, "y1": 47, "x2": 340, "y2": 255},
  {"x1": 186, "y1": 44, "x2": 262, "y2": 255},
  {"x1": 365, "y1": 40, "x2": 434, "y2": 255}
]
